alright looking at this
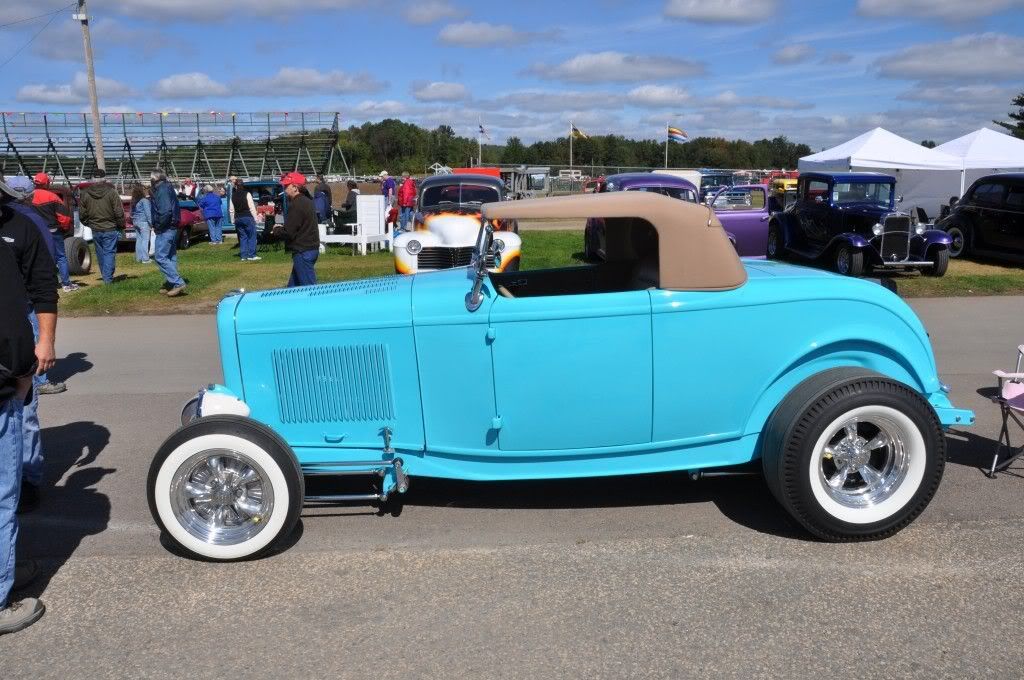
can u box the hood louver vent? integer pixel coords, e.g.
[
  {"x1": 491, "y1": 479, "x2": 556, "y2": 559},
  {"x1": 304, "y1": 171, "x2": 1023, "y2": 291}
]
[
  {"x1": 259, "y1": 277, "x2": 399, "y2": 299},
  {"x1": 272, "y1": 344, "x2": 395, "y2": 424}
]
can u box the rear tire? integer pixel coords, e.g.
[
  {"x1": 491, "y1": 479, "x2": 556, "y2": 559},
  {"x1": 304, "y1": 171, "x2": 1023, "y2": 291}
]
[
  {"x1": 834, "y1": 245, "x2": 864, "y2": 276},
  {"x1": 766, "y1": 222, "x2": 784, "y2": 259},
  {"x1": 926, "y1": 247, "x2": 949, "y2": 277},
  {"x1": 147, "y1": 416, "x2": 304, "y2": 561},
  {"x1": 178, "y1": 227, "x2": 191, "y2": 250},
  {"x1": 65, "y1": 236, "x2": 91, "y2": 275},
  {"x1": 761, "y1": 368, "x2": 945, "y2": 541}
]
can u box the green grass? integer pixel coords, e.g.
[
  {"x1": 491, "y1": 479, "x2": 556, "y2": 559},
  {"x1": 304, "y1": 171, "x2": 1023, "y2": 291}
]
[{"x1": 57, "y1": 231, "x2": 1024, "y2": 316}]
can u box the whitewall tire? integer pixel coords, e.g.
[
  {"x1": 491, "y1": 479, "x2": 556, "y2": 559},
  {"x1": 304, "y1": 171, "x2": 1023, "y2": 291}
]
[
  {"x1": 147, "y1": 416, "x2": 304, "y2": 561},
  {"x1": 762, "y1": 368, "x2": 944, "y2": 541}
]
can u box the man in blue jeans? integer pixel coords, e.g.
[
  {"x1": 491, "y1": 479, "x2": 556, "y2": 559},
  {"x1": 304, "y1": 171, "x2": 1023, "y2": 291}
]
[
  {"x1": 0, "y1": 234, "x2": 48, "y2": 634},
  {"x1": 77, "y1": 169, "x2": 124, "y2": 284},
  {"x1": 229, "y1": 176, "x2": 260, "y2": 261},
  {"x1": 149, "y1": 169, "x2": 187, "y2": 297},
  {"x1": 275, "y1": 172, "x2": 320, "y2": 287}
]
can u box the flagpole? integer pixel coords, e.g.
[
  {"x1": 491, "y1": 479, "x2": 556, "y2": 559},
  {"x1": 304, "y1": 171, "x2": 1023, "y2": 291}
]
[
  {"x1": 477, "y1": 117, "x2": 482, "y2": 166},
  {"x1": 569, "y1": 121, "x2": 573, "y2": 169},
  {"x1": 664, "y1": 122, "x2": 669, "y2": 169}
]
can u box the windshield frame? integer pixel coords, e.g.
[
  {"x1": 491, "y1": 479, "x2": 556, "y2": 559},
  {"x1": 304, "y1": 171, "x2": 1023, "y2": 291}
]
[
  {"x1": 420, "y1": 181, "x2": 502, "y2": 210},
  {"x1": 832, "y1": 181, "x2": 895, "y2": 208}
]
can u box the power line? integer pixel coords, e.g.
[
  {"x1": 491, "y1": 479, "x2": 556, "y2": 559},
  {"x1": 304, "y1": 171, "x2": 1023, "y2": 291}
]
[
  {"x1": 0, "y1": 7, "x2": 68, "y2": 70},
  {"x1": 0, "y1": 4, "x2": 75, "y2": 30}
]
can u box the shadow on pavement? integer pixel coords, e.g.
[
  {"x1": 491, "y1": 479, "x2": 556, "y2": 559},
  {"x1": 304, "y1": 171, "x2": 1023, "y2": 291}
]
[
  {"x1": 16, "y1": 421, "x2": 113, "y2": 598},
  {"x1": 47, "y1": 351, "x2": 94, "y2": 384},
  {"x1": 303, "y1": 469, "x2": 805, "y2": 540}
]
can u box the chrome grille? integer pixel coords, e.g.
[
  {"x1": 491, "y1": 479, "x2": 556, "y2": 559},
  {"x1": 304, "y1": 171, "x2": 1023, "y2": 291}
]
[
  {"x1": 417, "y1": 247, "x2": 494, "y2": 270},
  {"x1": 271, "y1": 344, "x2": 395, "y2": 424},
  {"x1": 879, "y1": 215, "x2": 911, "y2": 261}
]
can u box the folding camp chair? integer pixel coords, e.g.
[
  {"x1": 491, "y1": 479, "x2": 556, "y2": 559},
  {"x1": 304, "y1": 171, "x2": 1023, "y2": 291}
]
[{"x1": 988, "y1": 344, "x2": 1024, "y2": 477}]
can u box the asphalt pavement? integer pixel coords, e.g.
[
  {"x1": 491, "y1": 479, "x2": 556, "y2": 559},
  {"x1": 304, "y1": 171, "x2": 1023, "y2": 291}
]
[{"x1": 2, "y1": 298, "x2": 1023, "y2": 679}]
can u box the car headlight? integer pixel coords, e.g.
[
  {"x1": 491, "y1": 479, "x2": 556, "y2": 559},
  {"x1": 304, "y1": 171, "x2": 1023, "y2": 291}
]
[
  {"x1": 493, "y1": 238, "x2": 506, "y2": 252},
  {"x1": 406, "y1": 239, "x2": 422, "y2": 255},
  {"x1": 872, "y1": 223, "x2": 883, "y2": 236},
  {"x1": 915, "y1": 224, "x2": 925, "y2": 235}
]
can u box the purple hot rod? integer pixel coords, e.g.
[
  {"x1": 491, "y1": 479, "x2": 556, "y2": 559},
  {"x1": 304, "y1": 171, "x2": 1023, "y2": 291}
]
[
  {"x1": 709, "y1": 184, "x2": 771, "y2": 257},
  {"x1": 584, "y1": 172, "x2": 699, "y2": 261}
]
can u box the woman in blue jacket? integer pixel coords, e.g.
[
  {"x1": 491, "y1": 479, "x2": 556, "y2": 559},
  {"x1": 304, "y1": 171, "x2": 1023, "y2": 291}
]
[
  {"x1": 198, "y1": 184, "x2": 224, "y2": 244},
  {"x1": 129, "y1": 185, "x2": 153, "y2": 263}
]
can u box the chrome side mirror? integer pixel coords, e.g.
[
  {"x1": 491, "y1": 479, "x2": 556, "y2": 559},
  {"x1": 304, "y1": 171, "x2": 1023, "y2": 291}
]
[
  {"x1": 466, "y1": 220, "x2": 494, "y2": 312},
  {"x1": 897, "y1": 194, "x2": 904, "y2": 203}
]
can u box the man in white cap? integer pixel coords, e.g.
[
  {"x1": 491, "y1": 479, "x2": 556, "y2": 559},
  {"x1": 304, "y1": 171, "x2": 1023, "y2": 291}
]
[{"x1": 379, "y1": 171, "x2": 396, "y2": 208}]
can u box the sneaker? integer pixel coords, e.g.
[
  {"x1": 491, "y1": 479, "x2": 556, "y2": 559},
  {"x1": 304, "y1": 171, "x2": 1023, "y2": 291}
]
[
  {"x1": 139, "y1": 259, "x2": 153, "y2": 264},
  {"x1": 248, "y1": 256, "x2": 262, "y2": 261},
  {"x1": 35, "y1": 381, "x2": 66, "y2": 395},
  {"x1": 0, "y1": 598, "x2": 45, "y2": 635},
  {"x1": 17, "y1": 481, "x2": 40, "y2": 514},
  {"x1": 158, "y1": 288, "x2": 168, "y2": 295},
  {"x1": 61, "y1": 283, "x2": 80, "y2": 293},
  {"x1": 165, "y1": 285, "x2": 186, "y2": 297},
  {"x1": 13, "y1": 560, "x2": 38, "y2": 591},
  {"x1": 210, "y1": 241, "x2": 222, "y2": 245}
]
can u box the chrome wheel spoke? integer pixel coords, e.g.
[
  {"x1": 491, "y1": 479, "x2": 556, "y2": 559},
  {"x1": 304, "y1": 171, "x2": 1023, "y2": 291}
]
[
  {"x1": 865, "y1": 432, "x2": 889, "y2": 450},
  {"x1": 207, "y1": 456, "x2": 225, "y2": 480},
  {"x1": 857, "y1": 464, "x2": 884, "y2": 490},
  {"x1": 827, "y1": 465, "x2": 851, "y2": 490},
  {"x1": 234, "y1": 497, "x2": 261, "y2": 518},
  {"x1": 212, "y1": 505, "x2": 230, "y2": 528},
  {"x1": 237, "y1": 466, "x2": 259, "y2": 486},
  {"x1": 185, "y1": 481, "x2": 212, "y2": 499},
  {"x1": 844, "y1": 419, "x2": 859, "y2": 441}
]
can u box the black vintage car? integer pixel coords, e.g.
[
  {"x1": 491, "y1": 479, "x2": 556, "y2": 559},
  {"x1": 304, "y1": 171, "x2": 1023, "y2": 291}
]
[
  {"x1": 938, "y1": 173, "x2": 1024, "y2": 262},
  {"x1": 768, "y1": 172, "x2": 951, "y2": 277}
]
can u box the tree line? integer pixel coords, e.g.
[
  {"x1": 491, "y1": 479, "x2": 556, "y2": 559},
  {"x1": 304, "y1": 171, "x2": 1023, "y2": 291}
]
[{"x1": 338, "y1": 118, "x2": 813, "y2": 173}]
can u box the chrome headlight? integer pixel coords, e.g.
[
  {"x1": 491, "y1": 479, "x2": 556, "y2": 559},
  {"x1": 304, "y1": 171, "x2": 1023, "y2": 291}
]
[
  {"x1": 181, "y1": 392, "x2": 203, "y2": 426},
  {"x1": 493, "y1": 238, "x2": 506, "y2": 252},
  {"x1": 406, "y1": 239, "x2": 422, "y2": 255},
  {"x1": 872, "y1": 223, "x2": 883, "y2": 236},
  {"x1": 915, "y1": 224, "x2": 925, "y2": 235}
]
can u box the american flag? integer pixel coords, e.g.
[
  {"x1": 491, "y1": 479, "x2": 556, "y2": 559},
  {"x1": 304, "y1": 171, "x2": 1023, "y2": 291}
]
[{"x1": 478, "y1": 124, "x2": 490, "y2": 140}]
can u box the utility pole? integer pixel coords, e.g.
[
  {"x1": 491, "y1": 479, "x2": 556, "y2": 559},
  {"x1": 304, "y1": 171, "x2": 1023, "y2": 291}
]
[{"x1": 75, "y1": 0, "x2": 104, "y2": 170}]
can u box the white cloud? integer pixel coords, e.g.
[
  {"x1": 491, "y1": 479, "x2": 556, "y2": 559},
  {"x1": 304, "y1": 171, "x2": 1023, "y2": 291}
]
[
  {"x1": 411, "y1": 81, "x2": 468, "y2": 102},
  {"x1": 239, "y1": 68, "x2": 386, "y2": 96},
  {"x1": 772, "y1": 43, "x2": 814, "y2": 64},
  {"x1": 664, "y1": 0, "x2": 780, "y2": 23},
  {"x1": 403, "y1": 0, "x2": 465, "y2": 24},
  {"x1": 16, "y1": 72, "x2": 134, "y2": 105},
  {"x1": 702, "y1": 91, "x2": 814, "y2": 110},
  {"x1": 349, "y1": 100, "x2": 410, "y2": 117},
  {"x1": 529, "y1": 51, "x2": 705, "y2": 83},
  {"x1": 153, "y1": 72, "x2": 230, "y2": 99},
  {"x1": 877, "y1": 33, "x2": 1024, "y2": 80},
  {"x1": 820, "y1": 52, "x2": 854, "y2": 64},
  {"x1": 25, "y1": 17, "x2": 181, "y2": 62},
  {"x1": 627, "y1": 85, "x2": 691, "y2": 108},
  {"x1": 482, "y1": 90, "x2": 621, "y2": 113},
  {"x1": 105, "y1": 0, "x2": 361, "y2": 19},
  {"x1": 898, "y1": 84, "x2": 1019, "y2": 112},
  {"x1": 438, "y1": 21, "x2": 552, "y2": 47},
  {"x1": 857, "y1": 0, "x2": 1024, "y2": 20}
]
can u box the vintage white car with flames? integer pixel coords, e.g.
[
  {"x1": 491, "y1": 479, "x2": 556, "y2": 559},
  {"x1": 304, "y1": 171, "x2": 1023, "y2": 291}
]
[{"x1": 393, "y1": 174, "x2": 521, "y2": 275}]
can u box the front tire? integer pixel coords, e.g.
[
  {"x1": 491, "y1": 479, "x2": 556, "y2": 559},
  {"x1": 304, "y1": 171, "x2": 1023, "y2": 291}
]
[
  {"x1": 147, "y1": 416, "x2": 304, "y2": 561},
  {"x1": 762, "y1": 369, "x2": 945, "y2": 541},
  {"x1": 834, "y1": 245, "x2": 864, "y2": 276},
  {"x1": 65, "y1": 236, "x2": 91, "y2": 275},
  {"x1": 926, "y1": 247, "x2": 949, "y2": 277},
  {"x1": 945, "y1": 225, "x2": 969, "y2": 258},
  {"x1": 766, "y1": 222, "x2": 783, "y2": 259}
]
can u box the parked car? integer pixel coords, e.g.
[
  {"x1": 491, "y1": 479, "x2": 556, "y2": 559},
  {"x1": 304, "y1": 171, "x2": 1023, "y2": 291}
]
[
  {"x1": 768, "y1": 172, "x2": 951, "y2": 277},
  {"x1": 584, "y1": 172, "x2": 699, "y2": 261},
  {"x1": 224, "y1": 180, "x2": 286, "y2": 243},
  {"x1": 937, "y1": 173, "x2": 1024, "y2": 262},
  {"x1": 699, "y1": 170, "x2": 735, "y2": 202},
  {"x1": 120, "y1": 196, "x2": 205, "y2": 250},
  {"x1": 709, "y1": 184, "x2": 770, "y2": 257},
  {"x1": 768, "y1": 177, "x2": 798, "y2": 212},
  {"x1": 146, "y1": 191, "x2": 974, "y2": 561},
  {"x1": 393, "y1": 174, "x2": 521, "y2": 275}
]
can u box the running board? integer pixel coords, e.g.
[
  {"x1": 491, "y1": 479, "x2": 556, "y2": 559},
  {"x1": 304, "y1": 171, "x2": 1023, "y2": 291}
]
[{"x1": 302, "y1": 457, "x2": 409, "y2": 505}]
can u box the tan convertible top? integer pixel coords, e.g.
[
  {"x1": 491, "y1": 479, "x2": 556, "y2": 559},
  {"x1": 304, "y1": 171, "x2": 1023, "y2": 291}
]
[{"x1": 483, "y1": 192, "x2": 747, "y2": 291}]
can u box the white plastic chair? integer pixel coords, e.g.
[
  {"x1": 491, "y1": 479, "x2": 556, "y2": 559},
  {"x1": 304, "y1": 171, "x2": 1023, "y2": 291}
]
[{"x1": 319, "y1": 195, "x2": 390, "y2": 255}]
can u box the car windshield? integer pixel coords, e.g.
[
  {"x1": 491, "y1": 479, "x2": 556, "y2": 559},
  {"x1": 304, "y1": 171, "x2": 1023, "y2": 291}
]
[
  {"x1": 712, "y1": 189, "x2": 765, "y2": 211},
  {"x1": 833, "y1": 182, "x2": 893, "y2": 206},
  {"x1": 422, "y1": 183, "x2": 500, "y2": 209},
  {"x1": 625, "y1": 186, "x2": 697, "y2": 202}
]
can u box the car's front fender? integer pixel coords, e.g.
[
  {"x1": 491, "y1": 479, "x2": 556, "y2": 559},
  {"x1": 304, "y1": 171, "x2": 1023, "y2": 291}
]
[
  {"x1": 827, "y1": 232, "x2": 872, "y2": 251},
  {"x1": 181, "y1": 384, "x2": 251, "y2": 427}
]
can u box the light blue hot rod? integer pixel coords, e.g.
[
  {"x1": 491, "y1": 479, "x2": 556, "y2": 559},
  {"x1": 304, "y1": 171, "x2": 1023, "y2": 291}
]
[{"x1": 147, "y1": 192, "x2": 974, "y2": 560}]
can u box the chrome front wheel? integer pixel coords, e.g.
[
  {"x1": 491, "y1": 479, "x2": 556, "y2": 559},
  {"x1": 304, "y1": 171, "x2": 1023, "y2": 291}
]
[
  {"x1": 946, "y1": 226, "x2": 967, "y2": 258},
  {"x1": 148, "y1": 416, "x2": 303, "y2": 561}
]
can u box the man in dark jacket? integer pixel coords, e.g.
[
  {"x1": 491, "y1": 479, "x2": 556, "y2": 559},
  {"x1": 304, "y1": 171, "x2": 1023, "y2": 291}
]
[
  {"x1": 276, "y1": 172, "x2": 320, "y2": 287},
  {"x1": 31, "y1": 173, "x2": 75, "y2": 292},
  {"x1": 77, "y1": 169, "x2": 124, "y2": 284},
  {"x1": 149, "y1": 169, "x2": 186, "y2": 297},
  {"x1": 0, "y1": 239, "x2": 47, "y2": 635}
]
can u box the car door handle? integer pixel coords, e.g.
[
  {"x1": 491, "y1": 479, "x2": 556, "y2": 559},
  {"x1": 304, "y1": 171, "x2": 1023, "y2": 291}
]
[
  {"x1": 323, "y1": 433, "x2": 347, "y2": 443},
  {"x1": 760, "y1": 215, "x2": 770, "y2": 221}
]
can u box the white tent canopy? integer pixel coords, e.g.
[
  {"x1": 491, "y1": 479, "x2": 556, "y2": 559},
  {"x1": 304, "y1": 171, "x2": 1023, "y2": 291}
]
[
  {"x1": 935, "y1": 127, "x2": 1024, "y2": 193},
  {"x1": 799, "y1": 127, "x2": 963, "y2": 216}
]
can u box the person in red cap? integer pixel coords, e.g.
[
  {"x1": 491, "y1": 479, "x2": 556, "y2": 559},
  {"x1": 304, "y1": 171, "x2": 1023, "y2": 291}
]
[
  {"x1": 30, "y1": 174, "x2": 75, "y2": 293},
  {"x1": 275, "y1": 172, "x2": 320, "y2": 287}
]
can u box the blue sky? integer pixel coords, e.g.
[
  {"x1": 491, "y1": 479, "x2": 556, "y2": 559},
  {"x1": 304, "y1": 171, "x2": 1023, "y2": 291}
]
[{"x1": 2, "y1": 0, "x2": 1023, "y2": 149}]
